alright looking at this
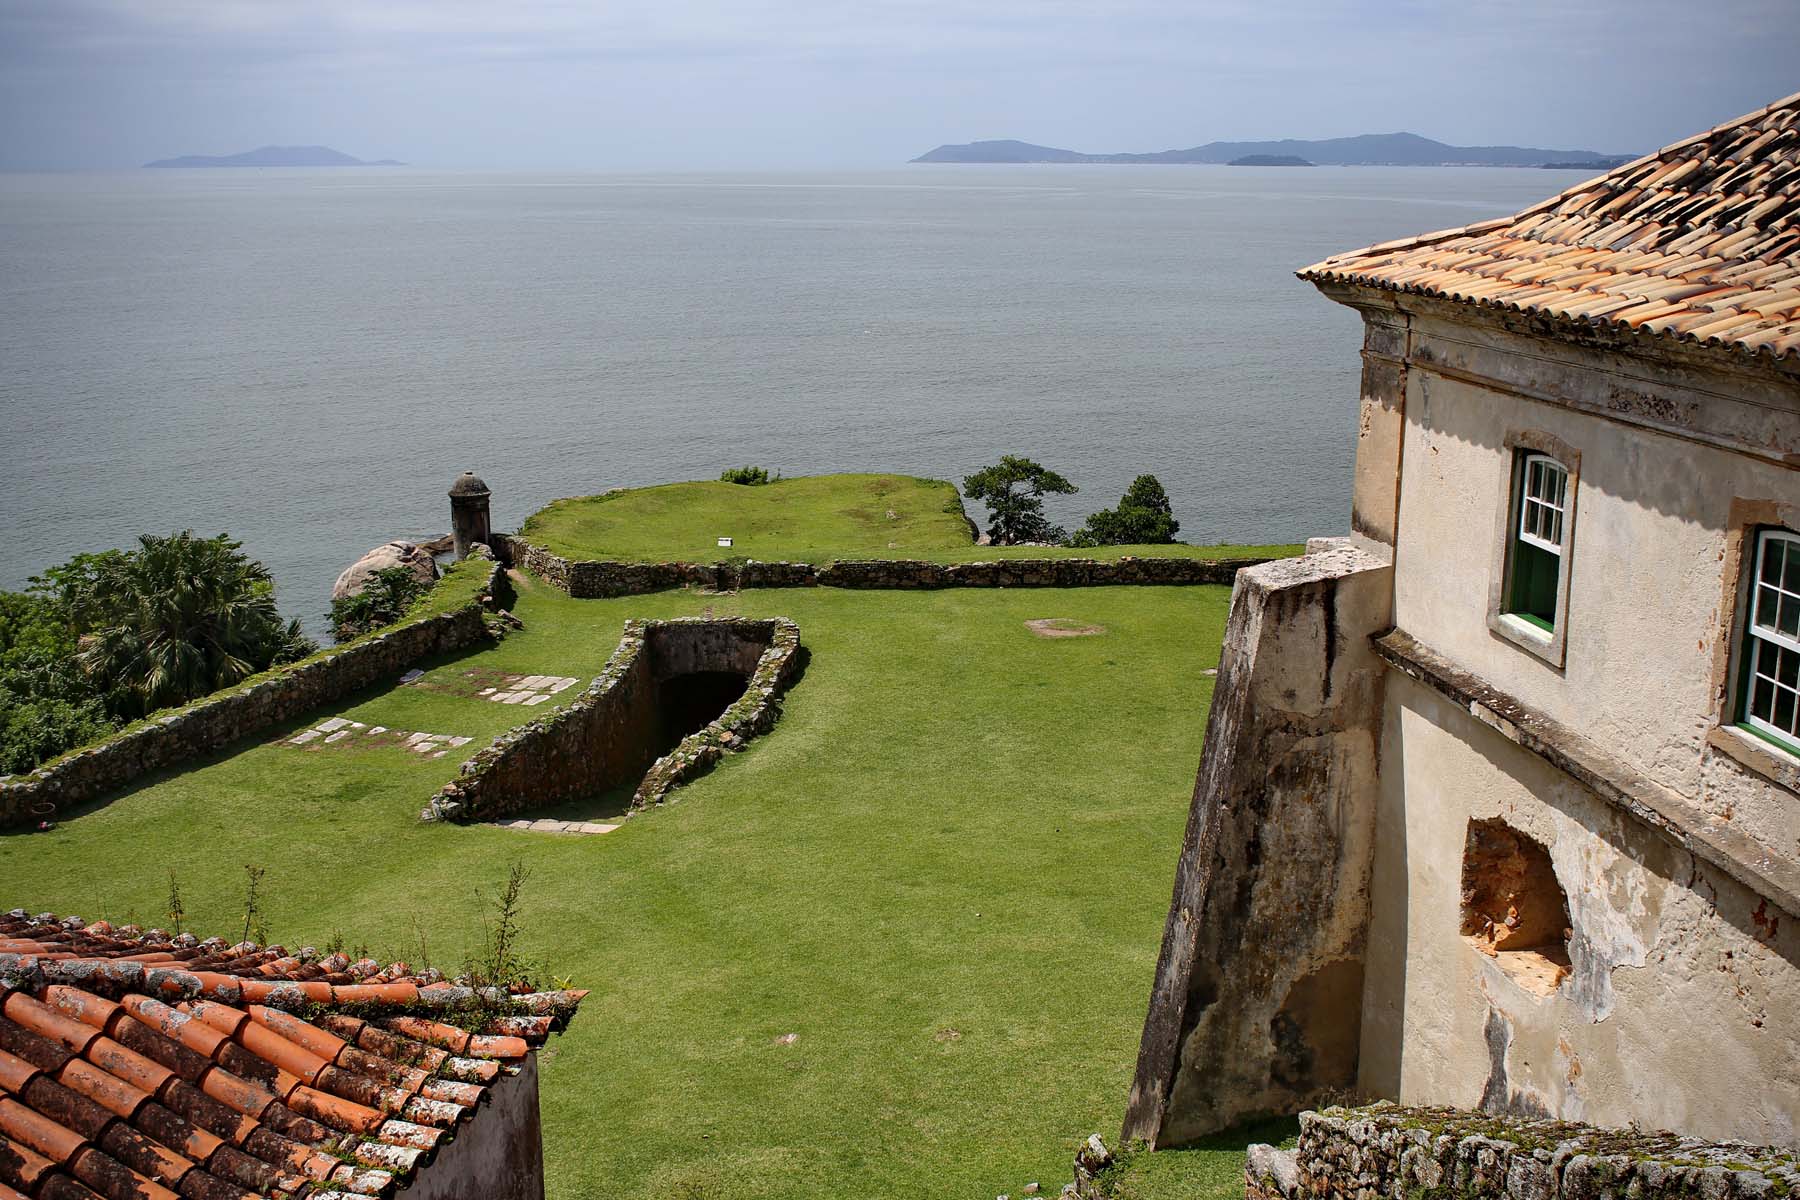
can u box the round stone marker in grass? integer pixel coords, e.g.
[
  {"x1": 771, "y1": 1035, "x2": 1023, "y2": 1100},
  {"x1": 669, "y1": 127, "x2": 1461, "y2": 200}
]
[{"x1": 1025, "y1": 618, "x2": 1106, "y2": 638}]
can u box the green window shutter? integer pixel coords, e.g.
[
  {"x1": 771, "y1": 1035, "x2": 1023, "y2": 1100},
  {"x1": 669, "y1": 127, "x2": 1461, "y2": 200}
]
[{"x1": 1505, "y1": 453, "x2": 1567, "y2": 633}]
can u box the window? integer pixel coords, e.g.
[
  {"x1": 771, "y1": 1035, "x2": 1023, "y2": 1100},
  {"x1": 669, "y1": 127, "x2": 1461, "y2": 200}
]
[
  {"x1": 1506, "y1": 453, "x2": 1569, "y2": 632},
  {"x1": 1739, "y1": 529, "x2": 1800, "y2": 755}
]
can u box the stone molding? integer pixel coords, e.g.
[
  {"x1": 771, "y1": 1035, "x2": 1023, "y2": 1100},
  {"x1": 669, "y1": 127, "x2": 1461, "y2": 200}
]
[
  {"x1": 489, "y1": 533, "x2": 1271, "y2": 597},
  {"x1": 0, "y1": 558, "x2": 505, "y2": 829},
  {"x1": 1246, "y1": 1105, "x2": 1800, "y2": 1200},
  {"x1": 422, "y1": 617, "x2": 803, "y2": 825},
  {"x1": 1374, "y1": 628, "x2": 1800, "y2": 918}
]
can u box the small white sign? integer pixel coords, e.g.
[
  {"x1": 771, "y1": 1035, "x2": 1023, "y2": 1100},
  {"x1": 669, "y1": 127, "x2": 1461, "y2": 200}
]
[{"x1": 718, "y1": 536, "x2": 733, "y2": 547}]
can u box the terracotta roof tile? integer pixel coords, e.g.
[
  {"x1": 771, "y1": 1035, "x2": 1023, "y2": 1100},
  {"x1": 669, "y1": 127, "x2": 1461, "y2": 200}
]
[
  {"x1": 1300, "y1": 90, "x2": 1800, "y2": 363},
  {"x1": 0, "y1": 907, "x2": 585, "y2": 1200}
]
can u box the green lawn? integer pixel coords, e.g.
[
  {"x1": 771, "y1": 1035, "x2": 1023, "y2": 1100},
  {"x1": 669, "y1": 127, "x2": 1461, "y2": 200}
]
[
  {"x1": 518, "y1": 473, "x2": 1300, "y2": 565},
  {"x1": 1093, "y1": 1119, "x2": 1300, "y2": 1200},
  {"x1": 1, "y1": 570, "x2": 1237, "y2": 1198}
]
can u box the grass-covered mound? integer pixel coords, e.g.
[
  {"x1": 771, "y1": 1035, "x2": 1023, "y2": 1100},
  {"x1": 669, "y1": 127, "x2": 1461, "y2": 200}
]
[
  {"x1": 1, "y1": 572, "x2": 1234, "y2": 1198},
  {"x1": 519, "y1": 472, "x2": 1301, "y2": 565},
  {"x1": 521, "y1": 473, "x2": 972, "y2": 564}
]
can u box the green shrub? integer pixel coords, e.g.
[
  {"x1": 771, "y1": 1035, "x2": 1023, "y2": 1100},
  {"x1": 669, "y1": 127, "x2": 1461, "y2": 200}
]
[
  {"x1": 1070, "y1": 475, "x2": 1181, "y2": 547},
  {"x1": 720, "y1": 466, "x2": 778, "y2": 486},
  {"x1": 329, "y1": 565, "x2": 435, "y2": 643}
]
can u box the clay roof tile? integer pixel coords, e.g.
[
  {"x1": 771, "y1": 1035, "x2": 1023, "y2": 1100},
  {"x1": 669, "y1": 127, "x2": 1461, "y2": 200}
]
[
  {"x1": 1299, "y1": 90, "x2": 1800, "y2": 362},
  {"x1": 0, "y1": 906, "x2": 583, "y2": 1200}
]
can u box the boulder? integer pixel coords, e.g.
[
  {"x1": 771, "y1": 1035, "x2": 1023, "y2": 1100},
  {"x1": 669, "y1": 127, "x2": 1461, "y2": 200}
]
[{"x1": 333, "y1": 541, "x2": 439, "y2": 600}]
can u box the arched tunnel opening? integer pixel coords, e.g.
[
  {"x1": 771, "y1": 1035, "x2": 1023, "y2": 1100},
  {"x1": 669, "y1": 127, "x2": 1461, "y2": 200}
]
[{"x1": 651, "y1": 670, "x2": 751, "y2": 757}]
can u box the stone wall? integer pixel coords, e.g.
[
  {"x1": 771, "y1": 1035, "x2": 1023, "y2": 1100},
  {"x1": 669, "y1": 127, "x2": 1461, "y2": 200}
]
[
  {"x1": 1245, "y1": 1105, "x2": 1800, "y2": 1200},
  {"x1": 490, "y1": 533, "x2": 1267, "y2": 597},
  {"x1": 1123, "y1": 538, "x2": 1394, "y2": 1148},
  {"x1": 423, "y1": 617, "x2": 803, "y2": 824},
  {"x1": 0, "y1": 558, "x2": 504, "y2": 829}
]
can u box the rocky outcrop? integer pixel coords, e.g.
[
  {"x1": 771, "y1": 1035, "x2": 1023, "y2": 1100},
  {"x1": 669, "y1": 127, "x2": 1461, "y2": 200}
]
[
  {"x1": 333, "y1": 540, "x2": 440, "y2": 600},
  {"x1": 1246, "y1": 1105, "x2": 1800, "y2": 1200}
]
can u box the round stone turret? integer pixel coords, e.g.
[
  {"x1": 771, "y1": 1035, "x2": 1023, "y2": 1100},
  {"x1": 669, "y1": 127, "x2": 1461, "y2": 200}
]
[{"x1": 449, "y1": 471, "x2": 492, "y2": 559}]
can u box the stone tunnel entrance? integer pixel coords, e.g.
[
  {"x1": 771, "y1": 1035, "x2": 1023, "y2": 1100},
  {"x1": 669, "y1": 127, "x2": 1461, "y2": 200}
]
[
  {"x1": 650, "y1": 671, "x2": 751, "y2": 758},
  {"x1": 424, "y1": 617, "x2": 804, "y2": 827}
]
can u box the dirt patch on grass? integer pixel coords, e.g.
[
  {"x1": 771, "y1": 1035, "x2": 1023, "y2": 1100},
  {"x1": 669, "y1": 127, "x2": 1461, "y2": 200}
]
[{"x1": 1025, "y1": 618, "x2": 1107, "y2": 638}]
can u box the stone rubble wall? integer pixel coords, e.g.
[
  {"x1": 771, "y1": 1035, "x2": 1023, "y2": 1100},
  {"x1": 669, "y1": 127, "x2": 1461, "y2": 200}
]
[
  {"x1": 0, "y1": 557, "x2": 505, "y2": 829},
  {"x1": 1245, "y1": 1105, "x2": 1800, "y2": 1200},
  {"x1": 423, "y1": 617, "x2": 803, "y2": 824},
  {"x1": 490, "y1": 533, "x2": 1266, "y2": 596},
  {"x1": 631, "y1": 619, "x2": 803, "y2": 810}
]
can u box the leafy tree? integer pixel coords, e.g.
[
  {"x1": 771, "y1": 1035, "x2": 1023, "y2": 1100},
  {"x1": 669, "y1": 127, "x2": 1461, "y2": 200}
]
[
  {"x1": 0, "y1": 591, "x2": 115, "y2": 774},
  {"x1": 329, "y1": 565, "x2": 435, "y2": 643},
  {"x1": 50, "y1": 532, "x2": 318, "y2": 718},
  {"x1": 962, "y1": 456, "x2": 1077, "y2": 545},
  {"x1": 1070, "y1": 474, "x2": 1181, "y2": 547}
]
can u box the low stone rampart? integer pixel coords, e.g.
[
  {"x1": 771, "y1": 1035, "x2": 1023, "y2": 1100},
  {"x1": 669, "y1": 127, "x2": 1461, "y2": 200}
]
[
  {"x1": 423, "y1": 617, "x2": 803, "y2": 823},
  {"x1": 1245, "y1": 1105, "x2": 1800, "y2": 1200},
  {"x1": 490, "y1": 533, "x2": 1267, "y2": 597},
  {"x1": 0, "y1": 557, "x2": 504, "y2": 829}
]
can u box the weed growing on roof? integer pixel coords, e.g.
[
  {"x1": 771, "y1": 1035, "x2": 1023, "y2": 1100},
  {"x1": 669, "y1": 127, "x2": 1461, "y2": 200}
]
[
  {"x1": 239, "y1": 865, "x2": 270, "y2": 946},
  {"x1": 467, "y1": 861, "x2": 538, "y2": 989},
  {"x1": 165, "y1": 871, "x2": 185, "y2": 935}
]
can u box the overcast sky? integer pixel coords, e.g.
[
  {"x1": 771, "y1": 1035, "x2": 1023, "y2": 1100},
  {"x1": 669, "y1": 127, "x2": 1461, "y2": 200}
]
[{"x1": 2, "y1": 0, "x2": 1796, "y2": 170}]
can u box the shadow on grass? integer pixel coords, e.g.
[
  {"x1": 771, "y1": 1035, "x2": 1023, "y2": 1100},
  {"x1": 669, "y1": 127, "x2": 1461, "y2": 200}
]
[{"x1": 1097, "y1": 1115, "x2": 1301, "y2": 1200}]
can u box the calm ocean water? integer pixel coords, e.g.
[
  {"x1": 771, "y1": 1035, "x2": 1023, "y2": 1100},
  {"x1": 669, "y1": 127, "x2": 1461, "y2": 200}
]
[{"x1": 0, "y1": 166, "x2": 1573, "y2": 630}]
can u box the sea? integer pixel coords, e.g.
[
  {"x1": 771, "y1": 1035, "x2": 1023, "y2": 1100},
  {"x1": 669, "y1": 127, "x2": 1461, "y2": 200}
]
[{"x1": 0, "y1": 165, "x2": 1577, "y2": 632}]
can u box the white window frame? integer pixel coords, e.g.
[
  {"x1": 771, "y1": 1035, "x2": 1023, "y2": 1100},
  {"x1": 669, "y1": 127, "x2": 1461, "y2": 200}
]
[
  {"x1": 1742, "y1": 528, "x2": 1800, "y2": 751},
  {"x1": 1516, "y1": 454, "x2": 1568, "y2": 556},
  {"x1": 1486, "y1": 432, "x2": 1580, "y2": 670}
]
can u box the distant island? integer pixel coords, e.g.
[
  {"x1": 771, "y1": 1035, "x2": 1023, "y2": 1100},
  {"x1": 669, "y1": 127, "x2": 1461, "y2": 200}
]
[
  {"x1": 911, "y1": 132, "x2": 1632, "y2": 169},
  {"x1": 144, "y1": 145, "x2": 404, "y2": 168},
  {"x1": 1227, "y1": 154, "x2": 1313, "y2": 167}
]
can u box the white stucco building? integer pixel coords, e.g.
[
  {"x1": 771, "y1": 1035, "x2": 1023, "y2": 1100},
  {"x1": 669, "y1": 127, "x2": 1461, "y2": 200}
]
[{"x1": 1126, "y1": 92, "x2": 1800, "y2": 1150}]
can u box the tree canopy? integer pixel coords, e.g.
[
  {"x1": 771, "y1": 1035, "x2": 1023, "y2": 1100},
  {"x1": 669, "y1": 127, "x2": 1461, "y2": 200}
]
[
  {"x1": 45, "y1": 533, "x2": 316, "y2": 720},
  {"x1": 961, "y1": 456, "x2": 1077, "y2": 545},
  {"x1": 1070, "y1": 474, "x2": 1181, "y2": 547}
]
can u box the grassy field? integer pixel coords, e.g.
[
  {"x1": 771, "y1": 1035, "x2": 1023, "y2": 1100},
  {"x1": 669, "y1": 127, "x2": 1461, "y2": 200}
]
[
  {"x1": 518, "y1": 473, "x2": 1300, "y2": 565},
  {"x1": 2, "y1": 570, "x2": 1243, "y2": 1198}
]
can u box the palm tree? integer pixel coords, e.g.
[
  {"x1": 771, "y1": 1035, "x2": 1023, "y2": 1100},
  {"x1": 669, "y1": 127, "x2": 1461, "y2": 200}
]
[{"x1": 62, "y1": 533, "x2": 316, "y2": 716}]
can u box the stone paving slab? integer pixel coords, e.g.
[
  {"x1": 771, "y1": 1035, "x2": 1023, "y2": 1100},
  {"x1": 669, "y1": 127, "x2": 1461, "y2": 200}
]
[{"x1": 487, "y1": 816, "x2": 621, "y2": 835}]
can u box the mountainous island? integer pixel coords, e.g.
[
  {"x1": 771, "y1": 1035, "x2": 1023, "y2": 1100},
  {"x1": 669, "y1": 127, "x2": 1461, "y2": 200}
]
[
  {"x1": 144, "y1": 145, "x2": 404, "y2": 168},
  {"x1": 912, "y1": 132, "x2": 1632, "y2": 168}
]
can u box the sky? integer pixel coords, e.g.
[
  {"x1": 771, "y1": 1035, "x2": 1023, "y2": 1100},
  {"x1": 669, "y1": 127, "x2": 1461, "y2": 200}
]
[{"x1": 1, "y1": 0, "x2": 1797, "y2": 170}]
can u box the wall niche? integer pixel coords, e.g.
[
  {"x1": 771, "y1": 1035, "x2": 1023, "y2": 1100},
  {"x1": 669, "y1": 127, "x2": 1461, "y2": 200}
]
[{"x1": 1459, "y1": 817, "x2": 1571, "y2": 996}]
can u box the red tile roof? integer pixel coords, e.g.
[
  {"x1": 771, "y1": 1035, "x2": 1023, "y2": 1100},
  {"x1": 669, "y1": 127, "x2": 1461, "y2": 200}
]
[
  {"x1": 0, "y1": 909, "x2": 585, "y2": 1200},
  {"x1": 1299, "y1": 91, "x2": 1800, "y2": 363}
]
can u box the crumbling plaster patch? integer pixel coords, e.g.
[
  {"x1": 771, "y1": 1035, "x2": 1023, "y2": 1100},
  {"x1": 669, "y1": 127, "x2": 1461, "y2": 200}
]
[{"x1": 1371, "y1": 675, "x2": 1800, "y2": 1145}]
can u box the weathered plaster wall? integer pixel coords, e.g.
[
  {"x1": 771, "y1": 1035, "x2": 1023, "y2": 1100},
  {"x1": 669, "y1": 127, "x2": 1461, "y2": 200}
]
[
  {"x1": 407, "y1": 1055, "x2": 545, "y2": 1200},
  {"x1": 490, "y1": 533, "x2": 1268, "y2": 597},
  {"x1": 1388, "y1": 310, "x2": 1800, "y2": 868},
  {"x1": 0, "y1": 558, "x2": 502, "y2": 828},
  {"x1": 1362, "y1": 672, "x2": 1800, "y2": 1145},
  {"x1": 1123, "y1": 540, "x2": 1392, "y2": 1148},
  {"x1": 424, "y1": 617, "x2": 803, "y2": 823}
]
